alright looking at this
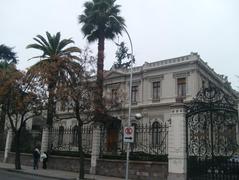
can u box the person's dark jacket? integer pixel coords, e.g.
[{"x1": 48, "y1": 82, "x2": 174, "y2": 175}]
[{"x1": 33, "y1": 150, "x2": 40, "y2": 160}]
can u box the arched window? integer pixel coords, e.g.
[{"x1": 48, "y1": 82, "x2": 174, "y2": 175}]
[
  {"x1": 152, "y1": 122, "x2": 161, "y2": 147},
  {"x1": 72, "y1": 125, "x2": 78, "y2": 146},
  {"x1": 132, "y1": 123, "x2": 138, "y2": 147},
  {"x1": 58, "y1": 126, "x2": 64, "y2": 145}
]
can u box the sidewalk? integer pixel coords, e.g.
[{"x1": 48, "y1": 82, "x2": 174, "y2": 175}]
[{"x1": 0, "y1": 162, "x2": 125, "y2": 180}]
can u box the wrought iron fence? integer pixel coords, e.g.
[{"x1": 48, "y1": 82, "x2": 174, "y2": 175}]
[
  {"x1": 100, "y1": 123, "x2": 169, "y2": 161},
  {"x1": 186, "y1": 85, "x2": 239, "y2": 180},
  {"x1": 48, "y1": 123, "x2": 168, "y2": 161},
  {"x1": 48, "y1": 126, "x2": 93, "y2": 155},
  {"x1": 188, "y1": 156, "x2": 239, "y2": 180}
]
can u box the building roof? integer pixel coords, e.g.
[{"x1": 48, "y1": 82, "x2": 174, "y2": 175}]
[{"x1": 107, "y1": 52, "x2": 238, "y2": 98}]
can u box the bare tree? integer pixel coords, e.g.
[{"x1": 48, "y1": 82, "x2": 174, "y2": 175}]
[
  {"x1": 55, "y1": 48, "x2": 95, "y2": 179},
  {"x1": 0, "y1": 44, "x2": 18, "y2": 137},
  {"x1": 0, "y1": 69, "x2": 43, "y2": 169}
]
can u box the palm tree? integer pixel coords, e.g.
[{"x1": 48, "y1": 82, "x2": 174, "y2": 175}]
[
  {"x1": 26, "y1": 32, "x2": 81, "y2": 127},
  {"x1": 0, "y1": 44, "x2": 17, "y2": 136},
  {"x1": 79, "y1": 0, "x2": 125, "y2": 116},
  {"x1": 0, "y1": 44, "x2": 17, "y2": 65}
]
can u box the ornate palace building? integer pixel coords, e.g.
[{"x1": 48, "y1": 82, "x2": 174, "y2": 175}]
[{"x1": 51, "y1": 52, "x2": 238, "y2": 154}]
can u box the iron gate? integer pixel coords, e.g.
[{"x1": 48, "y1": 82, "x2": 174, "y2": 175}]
[{"x1": 186, "y1": 85, "x2": 239, "y2": 180}]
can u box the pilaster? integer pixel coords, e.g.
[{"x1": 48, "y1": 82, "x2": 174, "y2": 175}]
[
  {"x1": 90, "y1": 123, "x2": 101, "y2": 174},
  {"x1": 41, "y1": 127, "x2": 49, "y2": 153},
  {"x1": 168, "y1": 103, "x2": 187, "y2": 180},
  {"x1": 3, "y1": 129, "x2": 13, "y2": 162}
]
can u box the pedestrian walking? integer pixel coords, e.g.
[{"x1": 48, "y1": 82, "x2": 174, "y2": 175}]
[
  {"x1": 33, "y1": 148, "x2": 40, "y2": 170},
  {"x1": 41, "y1": 152, "x2": 48, "y2": 169}
]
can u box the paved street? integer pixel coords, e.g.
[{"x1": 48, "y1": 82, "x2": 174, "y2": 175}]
[{"x1": 0, "y1": 169, "x2": 56, "y2": 180}]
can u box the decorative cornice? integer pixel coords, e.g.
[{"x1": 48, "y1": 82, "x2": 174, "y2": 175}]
[
  {"x1": 197, "y1": 60, "x2": 238, "y2": 98},
  {"x1": 173, "y1": 71, "x2": 191, "y2": 78},
  {"x1": 121, "y1": 52, "x2": 199, "y2": 74},
  {"x1": 144, "y1": 74, "x2": 164, "y2": 81},
  {"x1": 106, "y1": 83, "x2": 121, "y2": 89}
]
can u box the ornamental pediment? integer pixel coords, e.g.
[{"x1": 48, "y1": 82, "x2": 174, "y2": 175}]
[{"x1": 104, "y1": 70, "x2": 126, "y2": 80}]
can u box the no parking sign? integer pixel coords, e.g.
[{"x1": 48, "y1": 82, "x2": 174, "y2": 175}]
[{"x1": 123, "y1": 126, "x2": 134, "y2": 143}]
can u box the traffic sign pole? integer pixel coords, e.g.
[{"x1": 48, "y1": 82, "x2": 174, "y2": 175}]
[
  {"x1": 109, "y1": 15, "x2": 134, "y2": 180},
  {"x1": 124, "y1": 126, "x2": 134, "y2": 180},
  {"x1": 126, "y1": 143, "x2": 130, "y2": 180},
  {"x1": 124, "y1": 127, "x2": 134, "y2": 143}
]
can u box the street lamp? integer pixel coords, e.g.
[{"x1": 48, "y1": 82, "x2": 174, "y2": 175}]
[
  {"x1": 109, "y1": 15, "x2": 134, "y2": 180},
  {"x1": 134, "y1": 113, "x2": 143, "y2": 120}
]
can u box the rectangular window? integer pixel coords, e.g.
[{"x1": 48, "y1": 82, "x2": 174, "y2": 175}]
[
  {"x1": 111, "y1": 89, "x2": 118, "y2": 104},
  {"x1": 60, "y1": 102, "x2": 66, "y2": 112},
  {"x1": 131, "y1": 86, "x2": 138, "y2": 103},
  {"x1": 177, "y1": 78, "x2": 186, "y2": 97},
  {"x1": 202, "y1": 80, "x2": 205, "y2": 89},
  {"x1": 152, "y1": 81, "x2": 160, "y2": 100}
]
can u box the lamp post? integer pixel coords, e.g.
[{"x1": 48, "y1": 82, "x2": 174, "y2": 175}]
[{"x1": 109, "y1": 15, "x2": 133, "y2": 180}]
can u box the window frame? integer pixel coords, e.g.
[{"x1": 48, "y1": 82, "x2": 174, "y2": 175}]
[
  {"x1": 152, "y1": 122, "x2": 161, "y2": 147},
  {"x1": 72, "y1": 125, "x2": 78, "y2": 146},
  {"x1": 177, "y1": 77, "x2": 186, "y2": 97},
  {"x1": 131, "y1": 85, "x2": 138, "y2": 104},
  {"x1": 111, "y1": 88, "x2": 118, "y2": 105},
  {"x1": 58, "y1": 126, "x2": 64, "y2": 146},
  {"x1": 131, "y1": 123, "x2": 138, "y2": 146},
  {"x1": 152, "y1": 81, "x2": 161, "y2": 101}
]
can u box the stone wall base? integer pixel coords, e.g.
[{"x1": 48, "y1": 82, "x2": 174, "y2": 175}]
[
  {"x1": 0, "y1": 151, "x2": 168, "y2": 180},
  {"x1": 168, "y1": 173, "x2": 186, "y2": 180},
  {"x1": 97, "y1": 159, "x2": 168, "y2": 180},
  {"x1": 90, "y1": 166, "x2": 96, "y2": 174}
]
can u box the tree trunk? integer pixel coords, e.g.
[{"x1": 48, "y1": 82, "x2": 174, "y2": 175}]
[
  {"x1": 75, "y1": 100, "x2": 85, "y2": 179},
  {"x1": 78, "y1": 124, "x2": 84, "y2": 180},
  {"x1": 14, "y1": 131, "x2": 21, "y2": 170},
  {"x1": 95, "y1": 34, "x2": 105, "y2": 117},
  {"x1": 47, "y1": 82, "x2": 56, "y2": 127},
  {"x1": 0, "y1": 104, "x2": 6, "y2": 134}
]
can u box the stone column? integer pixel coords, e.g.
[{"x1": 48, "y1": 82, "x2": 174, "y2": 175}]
[
  {"x1": 168, "y1": 103, "x2": 187, "y2": 180},
  {"x1": 3, "y1": 129, "x2": 13, "y2": 163},
  {"x1": 41, "y1": 127, "x2": 49, "y2": 153},
  {"x1": 90, "y1": 123, "x2": 101, "y2": 174}
]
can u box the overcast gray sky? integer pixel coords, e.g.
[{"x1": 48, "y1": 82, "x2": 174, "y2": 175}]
[{"x1": 0, "y1": 0, "x2": 238, "y2": 88}]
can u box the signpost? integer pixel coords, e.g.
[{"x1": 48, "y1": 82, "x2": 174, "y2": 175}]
[
  {"x1": 109, "y1": 15, "x2": 135, "y2": 180},
  {"x1": 124, "y1": 126, "x2": 134, "y2": 143}
]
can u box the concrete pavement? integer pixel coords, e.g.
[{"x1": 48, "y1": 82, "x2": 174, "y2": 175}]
[{"x1": 0, "y1": 162, "x2": 125, "y2": 180}]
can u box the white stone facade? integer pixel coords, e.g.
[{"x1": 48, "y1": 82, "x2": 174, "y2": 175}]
[
  {"x1": 103, "y1": 52, "x2": 236, "y2": 127},
  {"x1": 55, "y1": 52, "x2": 237, "y2": 131}
]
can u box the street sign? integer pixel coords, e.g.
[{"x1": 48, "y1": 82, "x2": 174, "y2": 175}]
[{"x1": 123, "y1": 126, "x2": 134, "y2": 143}]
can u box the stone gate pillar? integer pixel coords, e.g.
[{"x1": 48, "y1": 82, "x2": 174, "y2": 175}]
[
  {"x1": 168, "y1": 103, "x2": 187, "y2": 180},
  {"x1": 3, "y1": 129, "x2": 13, "y2": 162},
  {"x1": 90, "y1": 122, "x2": 101, "y2": 174},
  {"x1": 41, "y1": 127, "x2": 49, "y2": 153}
]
